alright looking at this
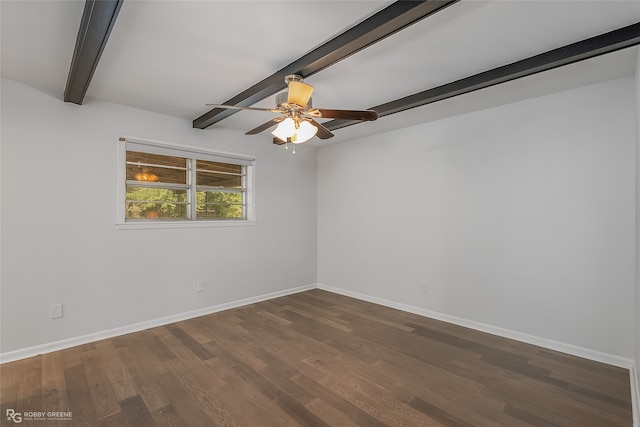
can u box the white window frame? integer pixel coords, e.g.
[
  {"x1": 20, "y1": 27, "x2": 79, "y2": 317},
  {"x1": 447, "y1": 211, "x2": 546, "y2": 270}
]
[{"x1": 117, "y1": 137, "x2": 256, "y2": 230}]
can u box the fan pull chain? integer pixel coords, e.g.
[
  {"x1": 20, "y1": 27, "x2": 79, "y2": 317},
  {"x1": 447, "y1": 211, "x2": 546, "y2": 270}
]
[{"x1": 283, "y1": 141, "x2": 295, "y2": 155}]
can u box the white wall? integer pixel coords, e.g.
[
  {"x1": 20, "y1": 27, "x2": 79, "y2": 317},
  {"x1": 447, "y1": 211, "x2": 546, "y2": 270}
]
[
  {"x1": 0, "y1": 79, "x2": 317, "y2": 355},
  {"x1": 318, "y1": 76, "x2": 636, "y2": 360}
]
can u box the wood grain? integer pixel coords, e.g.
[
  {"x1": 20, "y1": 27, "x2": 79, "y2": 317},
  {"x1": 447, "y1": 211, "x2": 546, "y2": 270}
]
[{"x1": 0, "y1": 289, "x2": 633, "y2": 426}]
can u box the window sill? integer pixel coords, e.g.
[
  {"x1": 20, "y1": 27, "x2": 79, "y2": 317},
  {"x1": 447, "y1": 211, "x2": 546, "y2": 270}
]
[{"x1": 116, "y1": 220, "x2": 257, "y2": 230}]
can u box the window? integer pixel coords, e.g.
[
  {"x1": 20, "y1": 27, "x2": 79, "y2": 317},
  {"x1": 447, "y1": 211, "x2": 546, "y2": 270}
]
[{"x1": 118, "y1": 137, "x2": 255, "y2": 227}]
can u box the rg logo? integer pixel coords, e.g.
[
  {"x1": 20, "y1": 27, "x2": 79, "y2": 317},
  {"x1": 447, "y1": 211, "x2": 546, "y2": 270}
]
[{"x1": 6, "y1": 409, "x2": 22, "y2": 423}]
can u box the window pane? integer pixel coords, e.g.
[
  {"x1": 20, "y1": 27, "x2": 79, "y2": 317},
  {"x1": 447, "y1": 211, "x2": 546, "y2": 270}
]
[
  {"x1": 196, "y1": 160, "x2": 242, "y2": 188},
  {"x1": 126, "y1": 151, "x2": 187, "y2": 184},
  {"x1": 126, "y1": 187, "x2": 188, "y2": 219},
  {"x1": 196, "y1": 191, "x2": 244, "y2": 219}
]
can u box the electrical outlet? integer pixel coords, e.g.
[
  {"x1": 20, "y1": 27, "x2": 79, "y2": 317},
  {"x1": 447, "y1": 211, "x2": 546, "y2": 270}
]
[
  {"x1": 50, "y1": 304, "x2": 63, "y2": 319},
  {"x1": 420, "y1": 283, "x2": 428, "y2": 293},
  {"x1": 196, "y1": 281, "x2": 205, "y2": 292}
]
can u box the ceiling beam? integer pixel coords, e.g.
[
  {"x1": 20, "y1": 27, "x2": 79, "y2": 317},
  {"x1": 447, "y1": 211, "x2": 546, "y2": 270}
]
[
  {"x1": 193, "y1": 0, "x2": 458, "y2": 129},
  {"x1": 64, "y1": 0, "x2": 123, "y2": 104},
  {"x1": 324, "y1": 21, "x2": 640, "y2": 131}
]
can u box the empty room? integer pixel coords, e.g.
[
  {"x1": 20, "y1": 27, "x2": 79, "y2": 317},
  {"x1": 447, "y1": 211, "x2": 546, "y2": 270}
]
[{"x1": 1, "y1": 1, "x2": 640, "y2": 426}]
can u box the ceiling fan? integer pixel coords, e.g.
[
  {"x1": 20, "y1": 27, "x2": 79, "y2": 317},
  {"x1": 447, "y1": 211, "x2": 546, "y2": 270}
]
[{"x1": 207, "y1": 75, "x2": 378, "y2": 145}]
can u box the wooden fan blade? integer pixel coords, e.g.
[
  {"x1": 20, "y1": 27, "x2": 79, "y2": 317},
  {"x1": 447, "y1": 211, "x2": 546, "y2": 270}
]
[
  {"x1": 206, "y1": 104, "x2": 280, "y2": 113},
  {"x1": 308, "y1": 119, "x2": 334, "y2": 140},
  {"x1": 287, "y1": 81, "x2": 314, "y2": 107},
  {"x1": 305, "y1": 108, "x2": 378, "y2": 121},
  {"x1": 245, "y1": 117, "x2": 283, "y2": 135}
]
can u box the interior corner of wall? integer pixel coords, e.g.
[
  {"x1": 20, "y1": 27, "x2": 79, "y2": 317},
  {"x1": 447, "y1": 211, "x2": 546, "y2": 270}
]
[{"x1": 631, "y1": 365, "x2": 640, "y2": 427}]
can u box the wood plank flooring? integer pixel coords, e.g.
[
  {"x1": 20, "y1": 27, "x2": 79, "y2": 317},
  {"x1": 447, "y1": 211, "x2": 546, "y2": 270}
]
[{"x1": 0, "y1": 289, "x2": 633, "y2": 426}]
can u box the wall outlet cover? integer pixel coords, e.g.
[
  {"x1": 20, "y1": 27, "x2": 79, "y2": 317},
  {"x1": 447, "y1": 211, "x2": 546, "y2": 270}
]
[{"x1": 50, "y1": 304, "x2": 63, "y2": 319}]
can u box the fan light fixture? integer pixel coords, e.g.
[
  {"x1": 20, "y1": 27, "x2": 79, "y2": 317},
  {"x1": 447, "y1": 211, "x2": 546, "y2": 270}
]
[{"x1": 271, "y1": 117, "x2": 318, "y2": 144}]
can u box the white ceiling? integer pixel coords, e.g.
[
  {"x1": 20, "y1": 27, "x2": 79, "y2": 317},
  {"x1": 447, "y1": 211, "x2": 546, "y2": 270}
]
[{"x1": 2, "y1": 1, "x2": 640, "y2": 146}]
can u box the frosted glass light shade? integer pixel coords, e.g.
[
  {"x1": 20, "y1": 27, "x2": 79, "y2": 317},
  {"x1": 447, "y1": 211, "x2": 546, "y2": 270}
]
[
  {"x1": 292, "y1": 120, "x2": 318, "y2": 144},
  {"x1": 271, "y1": 117, "x2": 318, "y2": 144},
  {"x1": 271, "y1": 117, "x2": 296, "y2": 142}
]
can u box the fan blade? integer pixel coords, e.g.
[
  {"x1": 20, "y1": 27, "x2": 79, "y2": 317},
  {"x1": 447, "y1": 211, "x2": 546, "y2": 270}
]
[
  {"x1": 287, "y1": 81, "x2": 314, "y2": 107},
  {"x1": 206, "y1": 104, "x2": 280, "y2": 113},
  {"x1": 308, "y1": 119, "x2": 334, "y2": 140},
  {"x1": 305, "y1": 108, "x2": 378, "y2": 121},
  {"x1": 245, "y1": 117, "x2": 283, "y2": 135}
]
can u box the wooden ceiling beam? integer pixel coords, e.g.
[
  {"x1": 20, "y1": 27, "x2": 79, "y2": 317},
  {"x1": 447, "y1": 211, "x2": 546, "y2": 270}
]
[
  {"x1": 193, "y1": 0, "x2": 459, "y2": 129},
  {"x1": 324, "y1": 21, "x2": 640, "y2": 131},
  {"x1": 64, "y1": 0, "x2": 123, "y2": 104}
]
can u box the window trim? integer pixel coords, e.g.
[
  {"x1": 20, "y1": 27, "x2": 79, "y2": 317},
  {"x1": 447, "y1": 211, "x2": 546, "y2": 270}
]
[{"x1": 117, "y1": 136, "x2": 256, "y2": 229}]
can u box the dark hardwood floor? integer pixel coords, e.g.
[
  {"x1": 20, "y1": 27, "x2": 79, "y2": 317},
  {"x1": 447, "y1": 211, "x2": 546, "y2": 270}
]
[{"x1": 0, "y1": 289, "x2": 633, "y2": 426}]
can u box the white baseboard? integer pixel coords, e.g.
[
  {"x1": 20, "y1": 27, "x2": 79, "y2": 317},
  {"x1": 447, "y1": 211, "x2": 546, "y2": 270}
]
[
  {"x1": 0, "y1": 283, "x2": 317, "y2": 364},
  {"x1": 317, "y1": 283, "x2": 635, "y2": 369},
  {"x1": 631, "y1": 366, "x2": 640, "y2": 427}
]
